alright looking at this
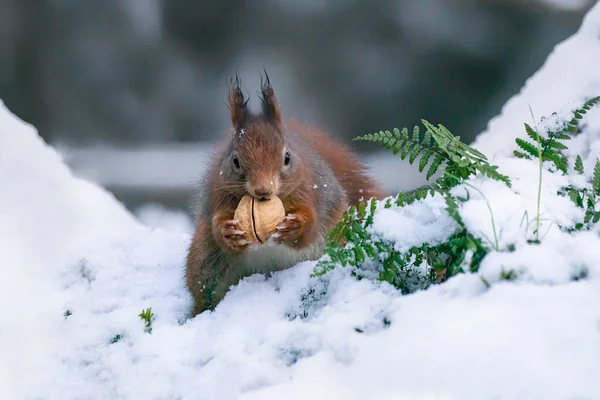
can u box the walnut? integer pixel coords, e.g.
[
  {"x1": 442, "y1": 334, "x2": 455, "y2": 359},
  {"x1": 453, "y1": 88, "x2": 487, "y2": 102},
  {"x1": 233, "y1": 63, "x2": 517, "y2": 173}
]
[{"x1": 234, "y1": 195, "x2": 286, "y2": 243}]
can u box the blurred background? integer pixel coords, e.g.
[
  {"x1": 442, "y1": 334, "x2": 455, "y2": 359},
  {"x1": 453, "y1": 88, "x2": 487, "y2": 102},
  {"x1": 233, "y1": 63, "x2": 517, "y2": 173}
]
[{"x1": 0, "y1": 0, "x2": 595, "y2": 232}]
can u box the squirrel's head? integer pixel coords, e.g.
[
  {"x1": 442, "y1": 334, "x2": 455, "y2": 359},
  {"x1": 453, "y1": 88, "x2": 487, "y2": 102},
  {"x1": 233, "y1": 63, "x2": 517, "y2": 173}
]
[{"x1": 222, "y1": 72, "x2": 298, "y2": 201}]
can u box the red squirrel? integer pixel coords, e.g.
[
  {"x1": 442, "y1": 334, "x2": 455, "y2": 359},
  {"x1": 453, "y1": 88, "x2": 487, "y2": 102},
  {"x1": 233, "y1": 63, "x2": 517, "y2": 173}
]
[{"x1": 185, "y1": 73, "x2": 385, "y2": 315}]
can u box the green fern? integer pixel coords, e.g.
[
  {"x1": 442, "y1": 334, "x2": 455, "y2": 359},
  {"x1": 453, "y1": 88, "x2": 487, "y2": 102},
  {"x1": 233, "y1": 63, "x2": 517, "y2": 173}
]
[
  {"x1": 139, "y1": 307, "x2": 154, "y2": 334},
  {"x1": 594, "y1": 158, "x2": 600, "y2": 195},
  {"x1": 575, "y1": 155, "x2": 584, "y2": 175},
  {"x1": 514, "y1": 123, "x2": 568, "y2": 173},
  {"x1": 356, "y1": 120, "x2": 511, "y2": 192},
  {"x1": 568, "y1": 96, "x2": 600, "y2": 131},
  {"x1": 315, "y1": 119, "x2": 509, "y2": 288},
  {"x1": 393, "y1": 184, "x2": 439, "y2": 208},
  {"x1": 557, "y1": 158, "x2": 600, "y2": 231},
  {"x1": 355, "y1": 125, "x2": 442, "y2": 177},
  {"x1": 514, "y1": 96, "x2": 600, "y2": 173},
  {"x1": 314, "y1": 97, "x2": 600, "y2": 297}
]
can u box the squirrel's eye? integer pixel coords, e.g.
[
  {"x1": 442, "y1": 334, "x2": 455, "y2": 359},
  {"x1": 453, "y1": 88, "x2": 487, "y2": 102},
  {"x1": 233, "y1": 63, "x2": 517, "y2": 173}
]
[
  {"x1": 233, "y1": 155, "x2": 240, "y2": 169},
  {"x1": 284, "y1": 151, "x2": 291, "y2": 166}
]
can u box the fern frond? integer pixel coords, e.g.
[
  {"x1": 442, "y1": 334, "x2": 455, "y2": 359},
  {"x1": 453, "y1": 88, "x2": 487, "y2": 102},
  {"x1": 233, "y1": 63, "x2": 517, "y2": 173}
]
[
  {"x1": 409, "y1": 144, "x2": 422, "y2": 164},
  {"x1": 552, "y1": 132, "x2": 571, "y2": 140},
  {"x1": 594, "y1": 159, "x2": 600, "y2": 195},
  {"x1": 515, "y1": 138, "x2": 538, "y2": 158},
  {"x1": 395, "y1": 184, "x2": 438, "y2": 207},
  {"x1": 412, "y1": 125, "x2": 420, "y2": 142},
  {"x1": 419, "y1": 149, "x2": 433, "y2": 172},
  {"x1": 422, "y1": 129, "x2": 432, "y2": 147},
  {"x1": 575, "y1": 155, "x2": 584, "y2": 174},
  {"x1": 444, "y1": 195, "x2": 465, "y2": 228},
  {"x1": 525, "y1": 123, "x2": 539, "y2": 142},
  {"x1": 400, "y1": 140, "x2": 413, "y2": 160},
  {"x1": 400, "y1": 127, "x2": 409, "y2": 140},
  {"x1": 427, "y1": 154, "x2": 444, "y2": 180},
  {"x1": 551, "y1": 153, "x2": 567, "y2": 173},
  {"x1": 546, "y1": 141, "x2": 568, "y2": 150},
  {"x1": 355, "y1": 125, "x2": 451, "y2": 179},
  {"x1": 513, "y1": 150, "x2": 532, "y2": 160},
  {"x1": 476, "y1": 164, "x2": 512, "y2": 186},
  {"x1": 567, "y1": 96, "x2": 600, "y2": 132},
  {"x1": 422, "y1": 120, "x2": 487, "y2": 162}
]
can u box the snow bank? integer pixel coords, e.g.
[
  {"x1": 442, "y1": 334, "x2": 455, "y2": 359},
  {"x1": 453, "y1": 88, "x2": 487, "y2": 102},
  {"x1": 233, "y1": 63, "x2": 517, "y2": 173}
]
[
  {"x1": 474, "y1": 0, "x2": 600, "y2": 163},
  {"x1": 0, "y1": 99, "x2": 191, "y2": 399},
  {"x1": 2, "y1": 2, "x2": 600, "y2": 399}
]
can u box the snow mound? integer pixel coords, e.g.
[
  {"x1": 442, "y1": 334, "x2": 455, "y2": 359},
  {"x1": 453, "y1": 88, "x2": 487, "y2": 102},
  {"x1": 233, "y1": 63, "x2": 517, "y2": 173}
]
[
  {"x1": 474, "y1": 0, "x2": 600, "y2": 161},
  {"x1": 2, "y1": 3, "x2": 600, "y2": 399}
]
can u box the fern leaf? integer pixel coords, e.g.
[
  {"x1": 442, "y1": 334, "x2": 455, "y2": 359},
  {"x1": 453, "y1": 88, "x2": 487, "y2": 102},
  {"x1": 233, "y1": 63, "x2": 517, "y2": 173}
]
[
  {"x1": 354, "y1": 245, "x2": 366, "y2": 264},
  {"x1": 412, "y1": 126, "x2": 420, "y2": 142},
  {"x1": 409, "y1": 144, "x2": 423, "y2": 164},
  {"x1": 444, "y1": 195, "x2": 465, "y2": 228},
  {"x1": 461, "y1": 143, "x2": 487, "y2": 162},
  {"x1": 513, "y1": 150, "x2": 531, "y2": 160},
  {"x1": 525, "y1": 123, "x2": 539, "y2": 142},
  {"x1": 566, "y1": 124, "x2": 578, "y2": 133},
  {"x1": 541, "y1": 150, "x2": 557, "y2": 162},
  {"x1": 575, "y1": 155, "x2": 584, "y2": 174},
  {"x1": 547, "y1": 141, "x2": 568, "y2": 150},
  {"x1": 426, "y1": 154, "x2": 444, "y2": 180},
  {"x1": 386, "y1": 137, "x2": 397, "y2": 149},
  {"x1": 400, "y1": 127, "x2": 409, "y2": 140},
  {"x1": 476, "y1": 165, "x2": 512, "y2": 187},
  {"x1": 515, "y1": 138, "x2": 539, "y2": 157},
  {"x1": 358, "y1": 201, "x2": 367, "y2": 220},
  {"x1": 354, "y1": 133, "x2": 373, "y2": 142},
  {"x1": 422, "y1": 129, "x2": 432, "y2": 147},
  {"x1": 552, "y1": 154, "x2": 568, "y2": 174},
  {"x1": 553, "y1": 132, "x2": 571, "y2": 140},
  {"x1": 594, "y1": 159, "x2": 600, "y2": 195},
  {"x1": 419, "y1": 150, "x2": 433, "y2": 173},
  {"x1": 565, "y1": 96, "x2": 600, "y2": 133},
  {"x1": 422, "y1": 120, "x2": 450, "y2": 151},
  {"x1": 400, "y1": 141, "x2": 412, "y2": 160}
]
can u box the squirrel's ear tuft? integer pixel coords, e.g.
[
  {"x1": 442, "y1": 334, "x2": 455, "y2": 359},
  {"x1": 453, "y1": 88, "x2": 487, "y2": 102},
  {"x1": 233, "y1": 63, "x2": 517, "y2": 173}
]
[
  {"x1": 259, "y1": 69, "x2": 282, "y2": 127},
  {"x1": 228, "y1": 74, "x2": 249, "y2": 131}
]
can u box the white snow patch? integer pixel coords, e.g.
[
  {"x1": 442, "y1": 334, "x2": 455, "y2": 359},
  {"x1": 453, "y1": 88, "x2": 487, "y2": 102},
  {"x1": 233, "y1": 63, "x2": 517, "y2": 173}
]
[{"x1": 371, "y1": 195, "x2": 457, "y2": 253}]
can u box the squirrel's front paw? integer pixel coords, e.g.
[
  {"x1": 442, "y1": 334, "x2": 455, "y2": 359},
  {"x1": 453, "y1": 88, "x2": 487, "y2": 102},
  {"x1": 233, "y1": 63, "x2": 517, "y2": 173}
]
[
  {"x1": 221, "y1": 220, "x2": 250, "y2": 253},
  {"x1": 273, "y1": 214, "x2": 304, "y2": 246}
]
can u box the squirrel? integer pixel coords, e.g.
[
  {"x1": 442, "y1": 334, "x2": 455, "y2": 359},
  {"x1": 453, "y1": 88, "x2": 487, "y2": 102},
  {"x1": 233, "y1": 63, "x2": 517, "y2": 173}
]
[{"x1": 185, "y1": 73, "x2": 385, "y2": 316}]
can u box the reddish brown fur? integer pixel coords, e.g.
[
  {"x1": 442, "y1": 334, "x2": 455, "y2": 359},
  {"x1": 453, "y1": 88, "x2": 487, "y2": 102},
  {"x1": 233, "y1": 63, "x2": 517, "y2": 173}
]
[
  {"x1": 185, "y1": 73, "x2": 385, "y2": 316},
  {"x1": 286, "y1": 118, "x2": 386, "y2": 204}
]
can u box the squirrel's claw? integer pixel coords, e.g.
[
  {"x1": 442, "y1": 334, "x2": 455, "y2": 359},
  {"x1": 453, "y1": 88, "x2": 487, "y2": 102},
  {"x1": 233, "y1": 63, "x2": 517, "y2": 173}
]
[
  {"x1": 273, "y1": 214, "x2": 303, "y2": 245},
  {"x1": 222, "y1": 220, "x2": 250, "y2": 252}
]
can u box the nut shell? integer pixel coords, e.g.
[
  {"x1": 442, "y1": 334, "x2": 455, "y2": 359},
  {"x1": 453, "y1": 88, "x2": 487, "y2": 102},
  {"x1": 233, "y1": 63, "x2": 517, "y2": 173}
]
[{"x1": 234, "y1": 195, "x2": 286, "y2": 243}]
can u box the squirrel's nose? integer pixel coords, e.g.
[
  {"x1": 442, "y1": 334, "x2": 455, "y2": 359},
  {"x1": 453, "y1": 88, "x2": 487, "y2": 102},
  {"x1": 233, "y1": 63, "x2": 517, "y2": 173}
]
[{"x1": 253, "y1": 186, "x2": 273, "y2": 199}]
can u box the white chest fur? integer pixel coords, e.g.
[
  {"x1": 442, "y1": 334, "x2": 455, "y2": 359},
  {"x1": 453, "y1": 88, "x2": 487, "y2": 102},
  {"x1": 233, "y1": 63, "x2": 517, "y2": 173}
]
[{"x1": 238, "y1": 238, "x2": 323, "y2": 274}]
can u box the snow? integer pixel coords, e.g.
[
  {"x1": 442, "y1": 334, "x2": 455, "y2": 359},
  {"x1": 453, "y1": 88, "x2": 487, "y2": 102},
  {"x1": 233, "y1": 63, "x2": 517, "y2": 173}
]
[
  {"x1": 3, "y1": 2, "x2": 600, "y2": 399},
  {"x1": 474, "y1": 0, "x2": 600, "y2": 160},
  {"x1": 371, "y1": 196, "x2": 458, "y2": 253}
]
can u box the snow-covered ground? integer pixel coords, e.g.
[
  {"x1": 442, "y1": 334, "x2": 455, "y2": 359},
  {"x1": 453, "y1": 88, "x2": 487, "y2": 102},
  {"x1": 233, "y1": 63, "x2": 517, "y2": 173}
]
[{"x1": 3, "y1": 2, "x2": 600, "y2": 400}]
